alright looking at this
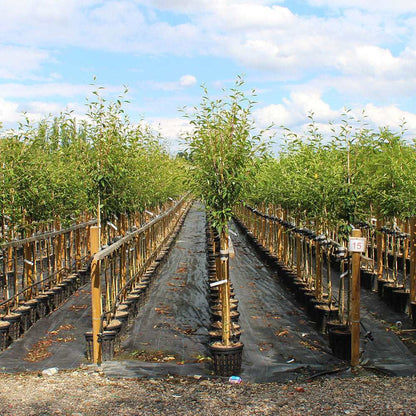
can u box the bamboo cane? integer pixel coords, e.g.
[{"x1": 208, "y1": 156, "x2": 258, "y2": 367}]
[{"x1": 350, "y1": 229, "x2": 362, "y2": 367}]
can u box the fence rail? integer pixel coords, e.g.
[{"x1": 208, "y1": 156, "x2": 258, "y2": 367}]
[
  {"x1": 0, "y1": 220, "x2": 95, "y2": 315},
  {"x1": 90, "y1": 195, "x2": 192, "y2": 363}
]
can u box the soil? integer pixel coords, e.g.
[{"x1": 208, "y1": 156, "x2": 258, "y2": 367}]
[{"x1": 0, "y1": 368, "x2": 415, "y2": 416}]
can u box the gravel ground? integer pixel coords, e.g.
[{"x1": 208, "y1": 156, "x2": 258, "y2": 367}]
[{"x1": 0, "y1": 367, "x2": 415, "y2": 415}]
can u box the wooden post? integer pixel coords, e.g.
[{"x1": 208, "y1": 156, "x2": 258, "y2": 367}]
[
  {"x1": 75, "y1": 228, "x2": 81, "y2": 270},
  {"x1": 351, "y1": 228, "x2": 362, "y2": 367},
  {"x1": 90, "y1": 226, "x2": 102, "y2": 365},
  {"x1": 296, "y1": 233, "x2": 302, "y2": 279},
  {"x1": 376, "y1": 217, "x2": 384, "y2": 280},
  {"x1": 410, "y1": 217, "x2": 416, "y2": 304},
  {"x1": 315, "y1": 241, "x2": 322, "y2": 299},
  {"x1": 220, "y1": 228, "x2": 231, "y2": 346},
  {"x1": 23, "y1": 242, "x2": 33, "y2": 301}
]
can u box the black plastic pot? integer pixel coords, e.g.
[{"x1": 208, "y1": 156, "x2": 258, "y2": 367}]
[
  {"x1": 15, "y1": 305, "x2": 32, "y2": 332},
  {"x1": 99, "y1": 330, "x2": 117, "y2": 361},
  {"x1": 391, "y1": 289, "x2": 409, "y2": 313},
  {"x1": 411, "y1": 302, "x2": 416, "y2": 327},
  {"x1": 361, "y1": 270, "x2": 375, "y2": 291},
  {"x1": 24, "y1": 298, "x2": 39, "y2": 325},
  {"x1": 209, "y1": 328, "x2": 241, "y2": 343},
  {"x1": 36, "y1": 294, "x2": 50, "y2": 318},
  {"x1": 211, "y1": 310, "x2": 240, "y2": 323},
  {"x1": 114, "y1": 310, "x2": 129, "y2": 335},
  {"x1": 377, "y1": 279, "x2": 389, "y2": 298},
  {"x1": 382, "y1": 283, "x2": 400, "y2": 306},
  {"x1": 105, "y1": 319, "x2": 123, "y2": 351},
  {"x1": 0, "y1": 321, "x2": 10, "y2": 351},
  {"x1": 84, "y1": 331, "x2": 93, "y2": 361},
  {"x1": 314, "y1": 305, "x2": 339, "y2": 333},
  {"x1": 210, "y1": 341, "x2": 244, "y2": 376},
  {"x1": 57, "y1": 280, "x2": 71, "y2": 299},
  {"x1": 3, "y1": 313, "x2": 21, "y2": 341},
  {"x1": 328, "y1": 326, "x2": 351, "y2": 361}
]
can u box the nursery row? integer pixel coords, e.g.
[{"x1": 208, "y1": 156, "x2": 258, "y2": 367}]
[
  {"x1": 0, "y1": 87, "x2": 186, "y2": 244},
  {"x1": 87, "y1": 196, "x2": 191, "y2": 363}
]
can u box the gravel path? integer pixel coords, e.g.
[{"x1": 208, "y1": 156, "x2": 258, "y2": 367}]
[{"x1": 0, "y1": 368, "x2": 415, "y2": 415}]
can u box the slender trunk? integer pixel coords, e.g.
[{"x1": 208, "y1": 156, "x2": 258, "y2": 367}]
[{"x1": 220, "y1": 228, "x2": 231, "y2": 346}]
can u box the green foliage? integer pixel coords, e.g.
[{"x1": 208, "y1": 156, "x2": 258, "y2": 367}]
[
  {"x1": 0, "y1": 86, "x2": 185, "y2": 235},
  {"x1": 249, "y1": 111, "x2": 416, "y2": 232},
  {"x1": 183, "y1": 76, "x2": 268, "y2": 231}
]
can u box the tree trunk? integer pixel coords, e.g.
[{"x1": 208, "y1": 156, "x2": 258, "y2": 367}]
[{"x1": 220, "y1": 228, "x2": 231, "y2": 346}]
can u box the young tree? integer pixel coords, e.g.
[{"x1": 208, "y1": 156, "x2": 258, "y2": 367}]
[{"x1": 184, "y1": 76, "x2": 268, "y2": 350}]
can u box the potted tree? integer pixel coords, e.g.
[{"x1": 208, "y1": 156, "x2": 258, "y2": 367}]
[{"x1": 184, "y1": 76, "x2": 268, "y2": 375}]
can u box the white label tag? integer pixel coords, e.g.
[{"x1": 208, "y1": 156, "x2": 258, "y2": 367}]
[
  {"x1": 210, "y1": 279, "x2": 227, "y2": 287},
  {"x1": 348, "y1": 237, "x2": 367, "y2": 253}
]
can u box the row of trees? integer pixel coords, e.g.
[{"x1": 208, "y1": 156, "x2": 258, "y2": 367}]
[
  {"x1": 248, "y1": 113, "x2": 416, "y2": 238},
  {"x1": 0, "y1": 88, "x2": 186, "y2": 239}
]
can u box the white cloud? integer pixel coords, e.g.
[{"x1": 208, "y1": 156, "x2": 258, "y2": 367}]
[
  {"x1": 0, "y1": 45, "x2": 54, "y2": 80},
  {"x1": 0, "y1": 0, "x2": 412, "y2": 88},
  {"x1": 306, "y1": 0, "x2": 416, "y2": 14},
  {"x1": 179, "y1": 74, "x2": 197, "y2": 87},
  {"x1": 362, "y1": 104, "x2": 416, "y2": 132},
  {"x1": 255, "y1": 90, "x2": 338, "y2": 128},
  {"x1": 146, "y1": 116, "x2": 193, "y2": 152},
  {"x1": 0, "y1": 98, "x2": 20, "y2": 124},
  {"x1": 149, "y1": 75, "x2": 197, "y2": 91},
  {"x1": 0, "y1": 82, "x2": 125, "y2": 101},
  {"x1": 255, "y1": 90, "x2": 416, "y2": 148}
]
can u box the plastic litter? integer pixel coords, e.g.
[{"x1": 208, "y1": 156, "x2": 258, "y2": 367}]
[{"x1": 229, "y1": 376, "x2": 242, "y2": 384}]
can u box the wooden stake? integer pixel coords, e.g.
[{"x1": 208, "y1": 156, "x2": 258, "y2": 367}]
[
  {"x1": 376, "y1": 217, "x2": 384, "y2": 280},
  {"x1": 410, "y1": 217, "x2": 416, "y2": 303},
  {"x1": 296, "y1": 233, "x2": 302, "y2": 279},
  {"x1": 351, "y1": 228, "x2": 362, "y2": 367},
  {"x1": 220, "y1": 228, "x2": 231, "y2": 346},
  {"x1": 315, "y1": 241, "x2": 322, "y2": 299},
  {"x1": 90, "y1": 226, "x2": 102, "y2": 365}
]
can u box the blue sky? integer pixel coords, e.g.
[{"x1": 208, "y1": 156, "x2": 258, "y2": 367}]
[{"x1": 1, "y1": 0, "x2": 416, "y2": 152}]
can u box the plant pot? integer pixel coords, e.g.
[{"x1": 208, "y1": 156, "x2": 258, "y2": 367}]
[
  {"x1": 99, "y1": 330, "x2": 117, "y2": 361},
  {"x1": 3, "y1": 313, "x2": 22, "y2": 341},
  {"x1": 84, "y1": 331, "x2": 93, "y2": 361},
  {"x1": 114, "y1": 310, "x2": 129, "y2": 334},
  {"x1": 64, "y1": 275, "x2": 78, "y2": 294},
  {"x1": 105, "y1": 319, "x2": 123, "y2": 351},
  {"x1": 307, "y1": 299, "x2": 327, "y2": 322},
  {"x1": 360, "y1": 270, "x2": 375, "y2": 290},
  {"x1": 44, "y1": 289, "x2": 60, "y2": 311},
  {"x1": 0, "y1": 321, "x2": 10, "y2": 351},
  {"x1": 209, "y1": 328, "x2": 242, "y2": 343},
  {"x1": 294, "y1": 283, "x2": 309, "y2": 302},
  {"x1": 382, "y1": 283, "x2": 402, "y2": 306},
  {"x1": 314, "y1": 305, "x2": 339, "y2": 334},
  {"x1": 391, "y1": 289, "x2": 409, "y2": 313},
  {"x1": 328, "y1": 326, "x2": 351, "y2": 361},
  {"x1": 210, "y1": 341, "x2": 244, "y2": 377},
  {"x1": 411, "y1": 302, "x2": 416, "y2": 327},
  {"x1": 35, "y1": 294, "x2": 50, "y2": 318},
  {"x1": 78, "y1": 268, "x2": 89, "y2": 285},
  {"x1": 15, "y1": 305, "x2": 32, "y2": 332},
  {"x1": 211, "y1": 310, "x2": 240, "y2": 323},
  {"x1": 24, "y1": 298, "x2": 39, "y2": 325},
  {"x1": 210, "y1": 321, "x2": 240, "y2": 332},
  {"x1": 377, "y1": 279, "x2": 389, "y2": 298},
  {"x1": 125, "y1": 294, "x2": 141, "y2": 318},
  {"x1": 57, "y1": 280, "x2": 71, "y2": 299}
]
